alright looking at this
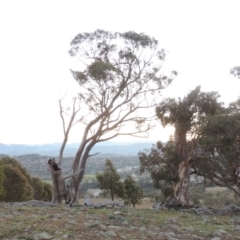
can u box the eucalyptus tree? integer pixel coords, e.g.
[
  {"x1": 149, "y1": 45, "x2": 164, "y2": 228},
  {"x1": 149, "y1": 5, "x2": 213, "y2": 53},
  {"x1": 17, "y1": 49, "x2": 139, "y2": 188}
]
[
  {"x1": 140, "y1": 86, "x2": 224, "y2": 206},
  {"x1": 68, "y1": 30, "x2": 176, "y2": 201}
]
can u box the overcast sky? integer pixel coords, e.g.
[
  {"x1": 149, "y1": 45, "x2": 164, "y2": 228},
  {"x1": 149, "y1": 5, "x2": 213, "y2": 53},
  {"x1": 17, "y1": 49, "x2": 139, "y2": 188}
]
[{"x1": 0, "y1": 0, "x2": 240, "y2": 145}]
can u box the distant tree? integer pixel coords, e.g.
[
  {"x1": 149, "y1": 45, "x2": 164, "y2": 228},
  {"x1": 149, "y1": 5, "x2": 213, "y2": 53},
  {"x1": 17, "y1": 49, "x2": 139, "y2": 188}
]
[
  {"x1": 0, "y1": 161, "x2": 5, "y2": 200},
  {"x1": 139, "y1": 140, "x2": 179, "y2": 200},
  {"x1": 123, "y1": 175, "x2": 144, "y2": 208},
  {"x1": 67, "y1": 29, "x2": 177, "y2": 201},
  {"x1": 96, "y1": 159, "x2": 125, "y2": 200}
]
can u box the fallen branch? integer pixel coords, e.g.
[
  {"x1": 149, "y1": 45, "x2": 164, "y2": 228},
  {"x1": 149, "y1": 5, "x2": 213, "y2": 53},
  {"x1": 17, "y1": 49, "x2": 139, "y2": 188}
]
[
  {"x1": 84, "y1": 194, "x2": 124, "y2": 208},
  {"x1": 6, "y1": 200, "x2": 57, "y2": 207}
]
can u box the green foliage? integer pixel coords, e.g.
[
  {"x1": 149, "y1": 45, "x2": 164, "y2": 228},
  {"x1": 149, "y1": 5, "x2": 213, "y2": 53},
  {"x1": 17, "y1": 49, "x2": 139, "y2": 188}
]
[
  {"x1": 41, "y1": 182, "x2": 52, "y2": 201},
  {"x1": 69, "y1": 29, "x2": 176, "y2": 141},
  {"x1": 139, "y1": 140, "x2": 179, "y2": 198},
  {"x1": 230, "y1": 66, "x2": 240, "y2": 79},
  {"x1": 0, "y1": 156, "x2": 32, "y2": 183},
  {"x1": 228, "y1": 96, "x2": 240, "y2": 114},
  {"x1": 190, "y1": 188, "x2": 240, "y2": 208},
  {"x1": 2, "y1": 164, "x2": 33, "y2": 201},
  {"x1": 196, "y1": 111, "x2": 240, "y2": 190},
  {"x1": 123, "y1": 175, "x2": 144, "y2": 208},
  {"x1": 155, "y1": 86, "x2": 223, "y2": 134},
  {"x1": 31, "y1": 177, "x2": 44, "y2": 199},
  {"x1": 0, "y1": 161, "x2": 5, "y2": 200},
  {"x1": 96, "y1": 159, "x2": 124, "y2": 200},
  {"x1": 0, "y1": 156, "x2": 52, "y2": 202},
  {"x1": 31, "y1": 177, "x2": 52, "y2": 201}
]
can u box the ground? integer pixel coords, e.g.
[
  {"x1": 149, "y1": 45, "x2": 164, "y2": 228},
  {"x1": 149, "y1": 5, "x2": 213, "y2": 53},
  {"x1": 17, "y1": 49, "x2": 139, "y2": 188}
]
[{"x1": 1, "y1": 198, "x2": 240, "y2": 240}]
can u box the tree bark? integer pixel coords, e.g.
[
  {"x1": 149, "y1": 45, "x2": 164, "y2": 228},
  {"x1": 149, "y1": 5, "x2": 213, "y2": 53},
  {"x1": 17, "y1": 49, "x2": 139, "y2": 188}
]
[
  {"x1": 167, "y1": 122, "x2": 191, "y2": 207},
  {"x1": 167, "y1": 157, "x2": 193, "y2": 206},
  {"x1": 72, "y1": 139, "x2": 97, "y2": 202}
]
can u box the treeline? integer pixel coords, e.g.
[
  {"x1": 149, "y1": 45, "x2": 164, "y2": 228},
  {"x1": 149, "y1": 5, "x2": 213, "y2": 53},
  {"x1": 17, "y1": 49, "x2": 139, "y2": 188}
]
[{"x1": 0, "y1": 156, "x2": 52, "y2": 202}]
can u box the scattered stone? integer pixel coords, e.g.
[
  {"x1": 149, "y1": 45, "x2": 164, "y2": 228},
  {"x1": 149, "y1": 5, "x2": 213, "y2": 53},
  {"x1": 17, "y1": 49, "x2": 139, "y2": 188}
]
[
  {"x1": 192, "y1": 235, "x2": 203, "y2": 240},
  {"x1": 113, "y1": 211, "x2": 121, "y2": 215},
  {"x1": 108, "y1": 225, "x2": 122, "y2": 230},
  {"x1": 213, "y1": 229, "x2": 227, "y2": 235},
  {"x1": 165, "y1": 217, "x2": 178, "y2": 223},
  {"x1": 182, "y1": 226, "x2": 194, "y2": 231},
  {"x1": 158, "y1": 231, "x2": 177, "y2": 239},
  {"x1": 234, "y1": 225, "x2": 240, "y2": 231},
  {"x1": 210, "y1": 237, "x2": 221, "y2": 240},
  {"x1": 105, "y1": 231, "x2": 117, "y2": 237},
  {"x1": 31, "y1": 232, "x2": 52, "y2": 240},
  {"x1": 139, "y1": 226, "x2": 146, "y2": 231},
  {"x1": 66, "y1": 219, "x2": 77, "y2": 224},
  {"x1": 53, "y1": 213, "x2": 61, "y2": 219},
  {"x1": 98, "y1": 223, "x2": 107, "y2": 230}
]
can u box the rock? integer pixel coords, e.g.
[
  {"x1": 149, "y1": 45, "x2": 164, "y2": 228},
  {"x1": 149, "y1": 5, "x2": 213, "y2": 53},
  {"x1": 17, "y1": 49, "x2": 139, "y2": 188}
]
[
  {"x1": 192, "y1": 235, "x2": 203, "y2": 240},
  {"x1": 98, "y1": 223, "x2": 107, "y2": 230},
  {"x1": 105, "y1": 231, "x2": 117, "y2": 237},
  {"x1": 62, "y1": 234, "x2": 69, "y2": 239},
  {"x1": 53, "y1": 213, "x2": 61, "y2": 219},
  {"x1": 234, "y1": 225, "x2": 240, "y2": 231},
  {"x1": 181, "y1": 226, "x2": 194, "y2": 231},
  {"x1": 113, "y1": 211, "x2": 121, "y2": 215},
  {"x1": 66, "y1": 219, "x2": 77, "y2": 224},
  {"x1": 158, "y1": 231, "x2": 177, "y2": 239},
  {"x1": 139, "y1": 226, "x2": 146, "y2": 231},
  {"x1": 210, "y1": 237, "x2": 221, "y2": 240},
  {"x1": 31, "y1": 232, "x2": 52, "y2": 240},
  {"x1": 108, "y1": 225, "x2": 122, "y2": 230},
  {"x1": 213, "y1": 229, "x2": 227, "y2": 235},
  {"x1": 165, "y1": 217, "x2": 178, "y2": 223}
]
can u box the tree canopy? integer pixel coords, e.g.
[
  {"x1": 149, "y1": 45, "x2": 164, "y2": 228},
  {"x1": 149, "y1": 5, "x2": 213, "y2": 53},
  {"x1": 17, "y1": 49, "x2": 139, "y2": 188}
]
[{"x1": 68, "y1": 30, "x2": 176, "y2": 201}]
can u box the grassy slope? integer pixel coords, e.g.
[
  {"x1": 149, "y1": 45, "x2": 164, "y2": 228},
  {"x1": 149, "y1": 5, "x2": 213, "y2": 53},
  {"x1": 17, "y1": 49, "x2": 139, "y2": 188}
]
[{"x1": 0, "y1": 203, "x2": 239, "y2": 240}]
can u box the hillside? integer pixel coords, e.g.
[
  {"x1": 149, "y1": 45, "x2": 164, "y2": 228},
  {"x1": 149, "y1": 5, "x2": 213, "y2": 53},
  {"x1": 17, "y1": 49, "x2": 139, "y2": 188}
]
[
  {"x1": 14, "y1": 154, "x2": 142, "y2": 180},
  {"x1": 0, "y1": 141, "x2": 155, "y2": 156}
]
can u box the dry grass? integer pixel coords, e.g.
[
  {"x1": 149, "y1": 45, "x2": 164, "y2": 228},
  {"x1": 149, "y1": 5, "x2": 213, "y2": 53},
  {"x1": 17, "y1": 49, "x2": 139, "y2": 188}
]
[
  {"x1": 205, "y1": 187, "x2": 228, "y2": 193},
  {"x1": 1, "y1": 199, "x2": 240, "y2": 240}
]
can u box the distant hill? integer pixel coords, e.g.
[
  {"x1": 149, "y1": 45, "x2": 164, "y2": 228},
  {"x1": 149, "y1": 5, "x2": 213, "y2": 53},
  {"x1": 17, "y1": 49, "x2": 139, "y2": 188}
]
[{"x1": 0, "y1": 141, "x2": 156, "y2": 156}]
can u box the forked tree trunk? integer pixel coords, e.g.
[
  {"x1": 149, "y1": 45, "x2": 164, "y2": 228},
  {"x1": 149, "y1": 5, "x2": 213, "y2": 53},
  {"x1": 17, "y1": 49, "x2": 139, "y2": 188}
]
[{"x1": 72, "y1": 140, "x2": 97, "y2": 202}]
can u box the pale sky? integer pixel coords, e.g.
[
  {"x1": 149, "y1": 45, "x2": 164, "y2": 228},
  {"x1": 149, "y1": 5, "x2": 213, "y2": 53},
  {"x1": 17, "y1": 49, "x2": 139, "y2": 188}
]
[{"x1": 0, "y1": 0, "x2": 240, "y2": 145}]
